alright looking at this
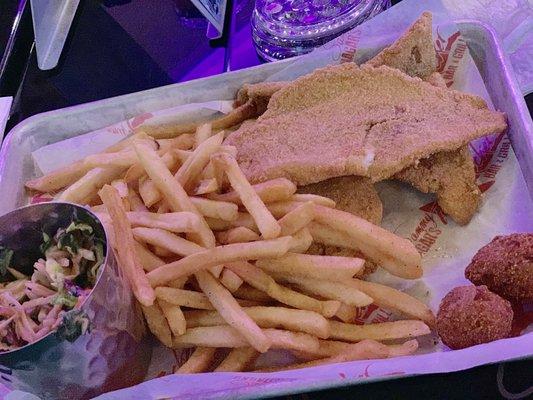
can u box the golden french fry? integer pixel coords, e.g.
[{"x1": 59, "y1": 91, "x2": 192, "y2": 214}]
[
  {"x1": 266, "y1": 201, "x2": 305, "y2": 218},
  {"x1": 334, "y1": 303, "x2": 358, "y2": 323},
  {"x1": 111, "y1": 179, "x2": 130, "y2": 209},
  {"x1": 159, "y1": 299, "x2": 186, "y2": 336},
  {"x1": 233, "y1": 285, "x2": 272, "y2": 302},
  {"x1": 156, "y1": 201, "x2": 171, "y2": 214},
  {"x1": 329, "y1": 320, "x2": 430, "y2": 342},
  {"x1": 127, "y1": 211, "x2": 201, "y2": 233},
  {"x1": 157, "y1": 134, "x2": 195, "y2": 152},
  {"x1": 288, "y1": 228, "x2": 313, "y2": 253},
  {"x1": 147, "y1": 236, "x2": 292, "y2": 287},
  {"x1": 226, "y1": 261, "x2": 340, "y2": 318},
  {"x1": 213, "y1": 153, "x2": 281, "y2": 239},
  {"x1": 219, "y1": 268, "x2": 243, "y2": 292},
  {"x1": 205, "y1": 217, "x2": 233, "y2": 231},
  {"x1": 138, "y1": 177, "x2": 160, "y2": 208},
  {"x1": 273, "y1": 275, "x2": 373, "y2": 307},
  {"x1": 348, "y1": 279, "x2": 436, "y2": 326},
  {"x1": 313, "y1": 205, "x2": 422, "y2": 279},
  {"x1": 278, "y1": 202, "x2": 314, "y2": 236},
  {"x1": 216, "y1": 227, "x2": 260, "y2": 245},
  {"x1": 291, "y1": 194, "x2": 336, "y2": 208},
  {"x1": 152, "y1": 246, "x2": 173, "y2": 258},
  {"x1": 134, "y1": 241, "x2": 165, "y2": 272},
  {"x1": 175, "y1": 131, "x2": 224, "y2": 191},
  {"x1": 207, "y1": 178, "x2": 297, "y2": 205},
  {"x1": 259, "y1": 339, "x2": 394, "y2": 372},
  {"x1": 293, "y1": 338, "x2": 419, "y2": 362},
  {"x1": 194, "y1": 123, "x2": 213, "y2": 148},
  {"x1": 196, "y1": 270, "x2": 271, "y2": 353},
  {"x1": 184, "y1": 306, "x2": 330, "y2": 339},
  {"x1": 156, "y1": 287, "x2": 215, "y2": 310},
  {"x1": 256, "y1": 253, "x2": 364, "y2": 281},
  {"x1": 99, "y1": 185, "x2": 154, "y2": 306},
  {"x1": 137, "y1": 102, "x2": 256, "y2": 139},
  {"x1": 231, "y1": 213, "x2": 259, "y2": 232},
  {"x1": 132, "y1": 227, "x2": 204, "y2": 257},
  {"x1": 128, "y1": 187, "x2": 149, "y2": 212},
  {"x1": 214, "y1": 347, "x2": 258, "y2": 372},
  {"x1": 124, "y1": 150, "x2": 179, "y2": 184},
  {"x1": 174, "y1": 326, "x2": 319, "y2": 354},
  {"x1": 176, "y1": 347, "x2": 216, "y2": 374},
  {"x1": 60, "y1": 167, "x2": 125, "y2": 204},
  {"x1": 133, "y1": 140, "x2": 215, "y2": 248},
  {"x1": 193, "y1": 178, "x2": 219, "y2": 195},
  {"x1": 84, "y1": 150, "x2": 139, "y2": 169},
  {"x1": 25, "y1": 160, "x2": 90, "y2": 193},
  {"x1": 190, "y1": 197, "x2": 238, "y2": 221},
  {"x1": 142, "y1": 302, "x2": 172, "y2": 347}
]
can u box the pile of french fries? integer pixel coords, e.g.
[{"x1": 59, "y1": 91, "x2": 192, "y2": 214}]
[{"x1": 25, "y1": 122, "x2": 435, "y2": 374}]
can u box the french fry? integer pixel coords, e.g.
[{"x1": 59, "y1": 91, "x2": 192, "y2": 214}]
[
  {"x1": 213, "y1": 153, "x2": 281, "y2": 239},
  {"x1": 176, "y1": 347, "x2": 216, "y2": 374},
  {"x1": 233, "y1": 285, "x2": 272, "y2": 302},
  {"x1": 190, "y1": 197, "x2": 238, "y2": 221},
  {"x1": 174, "y1": 326, "x2": 319, "y2": 354},
  {"x1": 153, "y1": 246, "x2": 173, "y2": 258},
  {"x1": 84, "y1": 150, "x2": 139, "y2": 169},
  {"x1": 195, "y1": 270, "x2": 271, "y2": 353},
  {"x1": 347, "y1": 279, "x2": 436, "y2": 326},
  {"x1": 175, "y1": 131, "x2": 224, "y2": 191},
  {"x1": 214, "y1": 347, "x2": 258, "y2": 372},
  {"x1": 124, "y1": 150, "x2": 179, "y2": 184},
  {"x1": 128, "y1": 187, "x2": 149, "y2": 212},
  {"x1": 313, "y1": 205, "x2": 422, "y2": 279},
  {"x1": 60, "y1": 167, "x2": 125, "y2": 204},
  {"x1": 133, "y1": 140, "x2": 215, "y2": 248},
  {"x1": 226, "y1": 261, "x2": 340, "y2": 318},
  {"x1": 134, "y1": 241, "x2": 165, "y2": 272},
  {"x1": 155, "y1": 287, "x2": 214, "y2": 310},
  {"x1": 256, "y1": 253, "x2": 364, "y2": 281},
  {"x1": 159, "y1": 299, "x2": 186, "y2": 336},
  {"x1": 258, "y1": 339, "x2": 396, "y2": 372},
  {"x1": 25, "y1": 160, "x2": 90, "y2": 193},
  {"x1": 273, "y1": 275, "x2": 373, "y2": 307},
  {"x1": 205, "y1": 217, "x2": 232, "y2": 231},
  {"x1": 193, "y1": 178, "x2": 219, "y2": 195},
  {"x1": 194, "y1": 123, "x2": 213, "y2": 148},
  {"x1": 99, "y1": 185, "x2": 154, "y2": 306},
  {"x1": 156, "y1": 201, "x2": 171, "y2": 214},
  {"x1": 294, "y1": 339, "x2": 419, "y2": 362},
  {"x1": 288, "y1": 228, "x2": 313, "y2": 253},
  {"x1": 128, "y1": 211, "x2": 201, "y2": 233},
  {"x1": 132, "y1": 227, "x2": 204, "y2": 257},
  {"x1": 329, "y1": 320, "x2": 430, "y2": 342},
  {"x1": 278, "y1": 202, "x2": 314, "y2": 236},
  {"x1": 147, "y1": 236, "x2": 292, "y2": 287},
  {"x1": 291, "y1": 194, "x2": 336, "y2": 208},
  {"x1": 142, "y1": 302, "x2": 172, "y2": 347},
  {"x1": 138, "y1": 177, "x2": 160, "y2": 208},
  {"x1": 219, "y1": 268, "x2": 243, "y2": 292},
  {"x1": 207, "y1": 178, "x2": 297, "y2": 205},
  {"x1": 216, "y1": 227, "x2": 260, "y2": 245},
  {"x1": 231, "y1": 213, "x2": 258, "y2": 232},
  {"x1": 184, "y1": 306, "x2": 330, "y2": 339},
  {"x1": 157, "y1": 134, "x2": 195, "y2": 152},
  {"x1": 137, "y1": 101, "x2": 256, "y2": 139},
  {"x1": 334, "y1": 303, "x2": 358, "y2": 323}
]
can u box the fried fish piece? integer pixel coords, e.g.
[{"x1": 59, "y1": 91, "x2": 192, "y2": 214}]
[
  {"x1": 235, "y1": 81, "x2": 289, "y2": 116},
  {"x1": 394, "y1": 147, "x2": 480, "y2": 225},
  {"x1": 226, "y1": 63, "x2": 507, "y2": 185},
  {"x1": 364, "y1": 11, "x2": 436, "y2": 79}
]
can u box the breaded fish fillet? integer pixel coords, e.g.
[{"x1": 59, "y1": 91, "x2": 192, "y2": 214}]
[{"x1": 225, "y1": 63, "x2": 507, "y2": 185}]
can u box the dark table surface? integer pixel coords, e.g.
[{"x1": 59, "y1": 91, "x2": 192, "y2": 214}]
[{"x1": 0, "y1": 1, "x2": 531, "y2": 399}]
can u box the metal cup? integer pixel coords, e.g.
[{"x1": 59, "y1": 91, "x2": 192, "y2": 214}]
[{"x1": 0, "y1": 202, "x2": 152, "y2": 399}]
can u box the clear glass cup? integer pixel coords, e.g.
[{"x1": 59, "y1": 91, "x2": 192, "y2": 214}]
[{"x1": 252, "y1": 0, "x2": 391, "y2": 61}]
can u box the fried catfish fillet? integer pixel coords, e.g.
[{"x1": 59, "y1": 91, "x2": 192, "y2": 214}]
[{"x1": 225, "y1": 63, "x2": 506, "y2": 185}]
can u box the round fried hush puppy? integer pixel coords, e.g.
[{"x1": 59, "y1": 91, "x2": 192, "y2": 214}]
[
  {"x1": 465, "y1": 233, "x2": 533, "y2": 302},
  {"x1": 436, "y1": 285, "x2": 513, "y2": 350}
]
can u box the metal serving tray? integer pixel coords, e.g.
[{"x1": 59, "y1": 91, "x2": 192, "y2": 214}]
[{"x1": 0, "y1": 20, "x2": 531, "y2": 400}]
